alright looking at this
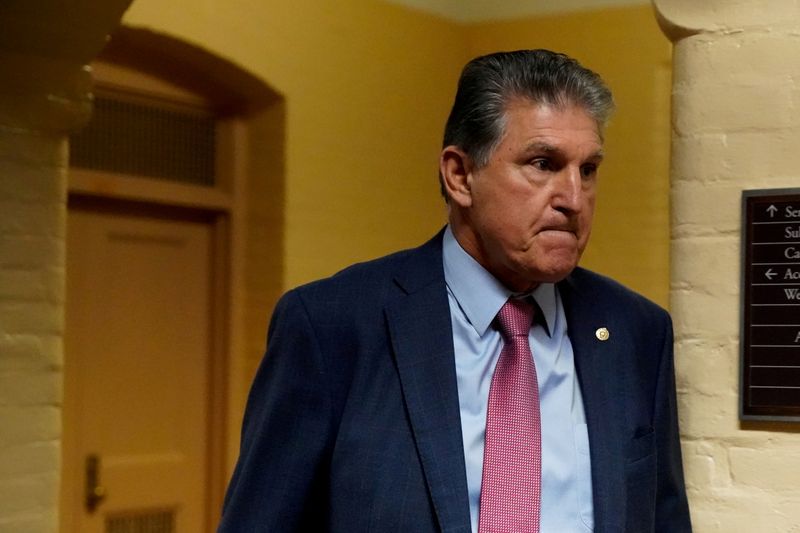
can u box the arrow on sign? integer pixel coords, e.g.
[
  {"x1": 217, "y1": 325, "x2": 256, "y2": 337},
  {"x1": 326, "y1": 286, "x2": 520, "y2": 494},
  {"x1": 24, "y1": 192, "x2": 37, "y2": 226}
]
[
  {"x1": 767, "y1": 205, "x2": 779, "y2": 217},
  {"x1": 765, "y1": 268, "x2": 777, "y2": 280}
]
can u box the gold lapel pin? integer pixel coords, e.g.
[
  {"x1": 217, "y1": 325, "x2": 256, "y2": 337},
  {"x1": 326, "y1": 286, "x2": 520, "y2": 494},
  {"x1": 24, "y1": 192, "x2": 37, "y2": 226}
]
[{"x1": 595, "y1": 327, "x2": 610, "y2": 341}]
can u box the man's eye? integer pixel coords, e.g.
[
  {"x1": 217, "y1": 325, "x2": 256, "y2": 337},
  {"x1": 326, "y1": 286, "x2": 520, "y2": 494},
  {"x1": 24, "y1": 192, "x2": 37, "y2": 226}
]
[
  {"x1": 531, "y1": 159, "x2": 551, "y2": 171},
  {"x1": 580, "y1": 164, "x2": 598, "y2": 178}
]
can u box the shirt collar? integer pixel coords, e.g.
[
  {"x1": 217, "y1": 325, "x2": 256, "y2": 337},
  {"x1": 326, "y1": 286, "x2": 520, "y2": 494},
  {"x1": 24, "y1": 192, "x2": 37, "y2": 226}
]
[{"x1": 442, "y1": 226, "x2": 556, "y2": 337}]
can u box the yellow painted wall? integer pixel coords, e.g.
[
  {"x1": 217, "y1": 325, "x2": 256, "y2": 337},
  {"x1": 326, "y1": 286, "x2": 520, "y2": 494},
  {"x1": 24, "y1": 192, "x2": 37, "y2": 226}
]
[
  {"x1": 123, "y1": 0, "x2": 467, "y2": 290},
  {"x1": 468, "y1": 5, "x2": 673, "y2": 307},
  {"x1": 122, "y1": 1, "x2": 671, "y2": 308},
  {"x1": 120, "y1": 0, "x2": 472, "y2": 480}
]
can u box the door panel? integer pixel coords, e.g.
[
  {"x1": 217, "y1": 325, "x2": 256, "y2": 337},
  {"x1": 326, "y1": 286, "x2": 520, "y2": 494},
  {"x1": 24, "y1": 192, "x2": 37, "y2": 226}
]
[{"x1": 63, "y1": 200, "x2": 213, "y2": 533}]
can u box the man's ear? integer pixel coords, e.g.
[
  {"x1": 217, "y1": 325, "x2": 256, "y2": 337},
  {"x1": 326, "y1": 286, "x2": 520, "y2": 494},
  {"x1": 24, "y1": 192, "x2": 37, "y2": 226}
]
[{"x1": 439, "y1": 145, "x2": 474, "y2": 207}]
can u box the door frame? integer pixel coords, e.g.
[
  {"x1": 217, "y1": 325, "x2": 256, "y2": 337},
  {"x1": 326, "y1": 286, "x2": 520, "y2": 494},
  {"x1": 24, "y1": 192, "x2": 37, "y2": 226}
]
[{"x1": 61, "y1": 60, "x2": 249, "y2": 530}]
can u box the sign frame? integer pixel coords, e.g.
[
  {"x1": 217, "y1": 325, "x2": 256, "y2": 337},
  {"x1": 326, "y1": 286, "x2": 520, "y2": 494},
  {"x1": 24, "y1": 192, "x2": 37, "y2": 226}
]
[{"x1": 741, "y1": 187, "x2": 800, "y2": 422}]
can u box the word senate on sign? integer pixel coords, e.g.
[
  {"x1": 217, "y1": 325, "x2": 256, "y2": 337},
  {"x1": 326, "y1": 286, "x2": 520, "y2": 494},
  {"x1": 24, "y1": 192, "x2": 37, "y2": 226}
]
[{"x1": 741, "y1": 188, "x2": 800, "y2": 421}]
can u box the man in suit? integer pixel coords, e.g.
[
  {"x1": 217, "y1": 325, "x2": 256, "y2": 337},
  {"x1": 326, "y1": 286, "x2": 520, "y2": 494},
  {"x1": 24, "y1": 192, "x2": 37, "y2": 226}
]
[{"x1": 218, "y1": 49, "x2": 691, "y2": 532}]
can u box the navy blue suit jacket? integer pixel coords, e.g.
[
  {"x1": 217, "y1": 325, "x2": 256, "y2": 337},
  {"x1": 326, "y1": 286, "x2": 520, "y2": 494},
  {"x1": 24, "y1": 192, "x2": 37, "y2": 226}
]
[{"x1": 218, "y1": 230, "x2": 691, "y2": 532}]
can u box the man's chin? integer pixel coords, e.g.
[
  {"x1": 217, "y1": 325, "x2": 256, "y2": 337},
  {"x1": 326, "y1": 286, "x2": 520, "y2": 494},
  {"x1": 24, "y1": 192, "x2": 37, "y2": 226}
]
[
  {"x1": 528, "y1": 259, "x2": 580, "y2": 285},
  {"x1": 500, "y1": 265, "x2": 576, "y2": 293}
]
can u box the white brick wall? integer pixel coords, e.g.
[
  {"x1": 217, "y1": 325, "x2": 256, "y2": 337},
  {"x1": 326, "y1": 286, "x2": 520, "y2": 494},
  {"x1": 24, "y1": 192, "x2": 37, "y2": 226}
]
[
  {"x1": 0, "y1": 131, "x2": 66, "y2": 533},
  {"x1": 657, "y1": 0, "x2": 800, "y2": 530}
]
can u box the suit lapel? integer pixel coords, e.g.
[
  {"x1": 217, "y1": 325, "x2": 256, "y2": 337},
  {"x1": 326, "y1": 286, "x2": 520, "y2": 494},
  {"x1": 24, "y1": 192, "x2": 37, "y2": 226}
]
[
  {"x1": 559, "y1": 271, "x2": 626, "y2": 533},
  {"x1": 385, "y1": 232, "x2": 471, "y2": 533}
]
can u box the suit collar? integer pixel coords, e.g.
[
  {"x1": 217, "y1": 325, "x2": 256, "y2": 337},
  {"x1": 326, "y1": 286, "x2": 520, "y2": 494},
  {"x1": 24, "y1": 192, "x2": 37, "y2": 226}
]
[
  {"x1": 392, "y1": 228, "x2": 448, "y2": 295},
  {"x1": 441, "y1": 226, "x2": 556, "y2": 337}
]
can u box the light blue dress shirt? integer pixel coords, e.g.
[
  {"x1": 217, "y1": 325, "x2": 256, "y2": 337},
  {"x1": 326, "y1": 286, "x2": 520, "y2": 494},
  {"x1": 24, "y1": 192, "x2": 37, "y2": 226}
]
[{"x1": 442, "y1": 227, "x2": 594, "y2": 533}]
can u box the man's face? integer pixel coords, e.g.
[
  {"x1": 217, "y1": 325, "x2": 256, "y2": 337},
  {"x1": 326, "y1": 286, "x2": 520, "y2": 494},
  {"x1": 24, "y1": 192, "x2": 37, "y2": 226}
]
[{"x1": 449, "y1": 99, "x2": 603, "y2": 292}]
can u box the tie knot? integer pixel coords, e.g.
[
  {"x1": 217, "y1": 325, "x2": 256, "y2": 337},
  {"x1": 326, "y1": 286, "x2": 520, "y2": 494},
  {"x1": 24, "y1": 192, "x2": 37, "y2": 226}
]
[{"x1": 495, "y1": 298, "x2": 535, "y2": 340}]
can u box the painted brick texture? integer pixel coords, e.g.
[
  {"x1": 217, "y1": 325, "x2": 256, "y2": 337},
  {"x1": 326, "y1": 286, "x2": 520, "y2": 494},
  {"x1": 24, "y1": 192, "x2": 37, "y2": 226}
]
[
  {"x1": 658, "y1": 0, "x2": 800, "y2": 530},
  {"x1": 0, "y1": 131, "x2": 66, "y2": 533}
]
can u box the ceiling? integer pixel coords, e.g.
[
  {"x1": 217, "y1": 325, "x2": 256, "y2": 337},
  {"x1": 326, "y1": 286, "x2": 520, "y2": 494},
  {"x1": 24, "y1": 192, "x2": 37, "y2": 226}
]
[{"x1": 381, "y1": 0, "x2": 648, "y2": 23}]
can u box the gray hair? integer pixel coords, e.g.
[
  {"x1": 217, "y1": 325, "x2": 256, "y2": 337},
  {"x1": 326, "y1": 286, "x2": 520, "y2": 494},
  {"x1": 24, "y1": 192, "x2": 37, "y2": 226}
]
[{"x1": 440, "y1": 49, "x2": 614, "y2": 199}]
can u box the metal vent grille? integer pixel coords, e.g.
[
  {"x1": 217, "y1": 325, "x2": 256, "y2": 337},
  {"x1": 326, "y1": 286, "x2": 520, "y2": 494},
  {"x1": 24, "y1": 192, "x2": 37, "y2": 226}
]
[
  {"x1": 71, "y1": 96, "x2": 216, "y2": 186},
  {"x1": 106, "y1": 509, "x2": 175, "y2": 533}
]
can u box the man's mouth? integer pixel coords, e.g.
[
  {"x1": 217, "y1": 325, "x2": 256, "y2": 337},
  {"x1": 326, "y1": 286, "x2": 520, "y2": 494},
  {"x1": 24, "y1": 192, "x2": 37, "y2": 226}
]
[{"x1": 539, "y1": 226, "x2": 577, "y2": 236}]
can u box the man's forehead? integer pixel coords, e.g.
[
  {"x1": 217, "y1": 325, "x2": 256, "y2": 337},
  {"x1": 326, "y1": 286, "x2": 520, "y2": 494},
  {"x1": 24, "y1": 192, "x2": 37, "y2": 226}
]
[
  {"x1": 501, "y1": 100, "x2": 603, "y2": 150},
  {"x1": 503, "y1": 96, "x2": 604, "y2": 136}
]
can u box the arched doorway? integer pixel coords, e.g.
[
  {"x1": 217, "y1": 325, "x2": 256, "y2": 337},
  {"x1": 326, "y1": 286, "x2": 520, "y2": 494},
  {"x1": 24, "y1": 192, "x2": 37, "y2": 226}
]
[{"x1": 61, "y1": 28, "x2": 284, "y2": 533}]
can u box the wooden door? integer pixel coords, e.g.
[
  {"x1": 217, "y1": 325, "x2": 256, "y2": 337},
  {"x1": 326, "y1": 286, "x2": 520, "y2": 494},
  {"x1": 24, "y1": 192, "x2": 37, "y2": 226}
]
[{"x1": 62, "y1": 198, "x2": 215, "y2": 533}]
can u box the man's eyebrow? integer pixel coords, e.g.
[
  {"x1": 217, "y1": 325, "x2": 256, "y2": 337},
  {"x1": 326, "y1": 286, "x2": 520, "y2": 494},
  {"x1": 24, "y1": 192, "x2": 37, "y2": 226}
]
[
  {"x1": 588, "y1": 149, "x2": 605, "y2": 162},
  {"x1": 523, "y1": 142, "x2": 605, "y2": 161},
  {"x1": 523, "y1": 142, "x2": 559, "y2": 153}
]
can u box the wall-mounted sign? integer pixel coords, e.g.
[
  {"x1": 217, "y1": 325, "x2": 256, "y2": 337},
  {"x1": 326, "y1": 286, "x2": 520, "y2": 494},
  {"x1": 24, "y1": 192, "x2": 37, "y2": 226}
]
[{"x1": 741, "y1": 188, "x2": 800, "y2": 421}]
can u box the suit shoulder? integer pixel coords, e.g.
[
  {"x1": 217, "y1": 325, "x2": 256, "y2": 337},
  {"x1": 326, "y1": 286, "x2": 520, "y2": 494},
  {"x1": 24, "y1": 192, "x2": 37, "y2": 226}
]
[
  {"x1": 287, "y1": 230, "x2": 444, "y2": 303},
  {"x1": 565, "y1": 267, "x2": 669, "y2": 320},
  {"x1": 292, "y1": 246, "x2": 414, "y2": 298}
]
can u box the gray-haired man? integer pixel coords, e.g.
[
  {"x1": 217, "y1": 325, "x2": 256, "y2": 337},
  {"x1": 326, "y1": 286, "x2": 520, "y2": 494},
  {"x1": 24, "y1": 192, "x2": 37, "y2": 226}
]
[{"x1": 219, "y1": 49, "x2": 691, "y2": 533}]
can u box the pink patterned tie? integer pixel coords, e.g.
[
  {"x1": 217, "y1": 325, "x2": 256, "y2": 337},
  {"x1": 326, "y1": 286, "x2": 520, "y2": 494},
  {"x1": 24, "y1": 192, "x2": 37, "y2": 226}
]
[{"x1": 478, "y1": 298, "x2": 541, "y2": 533}]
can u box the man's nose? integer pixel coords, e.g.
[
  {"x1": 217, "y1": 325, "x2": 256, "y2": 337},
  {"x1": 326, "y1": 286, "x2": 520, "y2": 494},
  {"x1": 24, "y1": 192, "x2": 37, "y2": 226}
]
[{"x1": 551, "y1": 166, "x2": 584, "y2": 213}]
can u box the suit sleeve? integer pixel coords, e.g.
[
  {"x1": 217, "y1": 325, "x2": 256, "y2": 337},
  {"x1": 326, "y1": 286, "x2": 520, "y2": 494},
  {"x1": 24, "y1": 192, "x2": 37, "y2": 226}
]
[
  {"x1": 218, "y1": 290, "x2": 333, "y2": 532},
  {"x1": 654, "y1": 313, "x2": 692, "y2": 532}
]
